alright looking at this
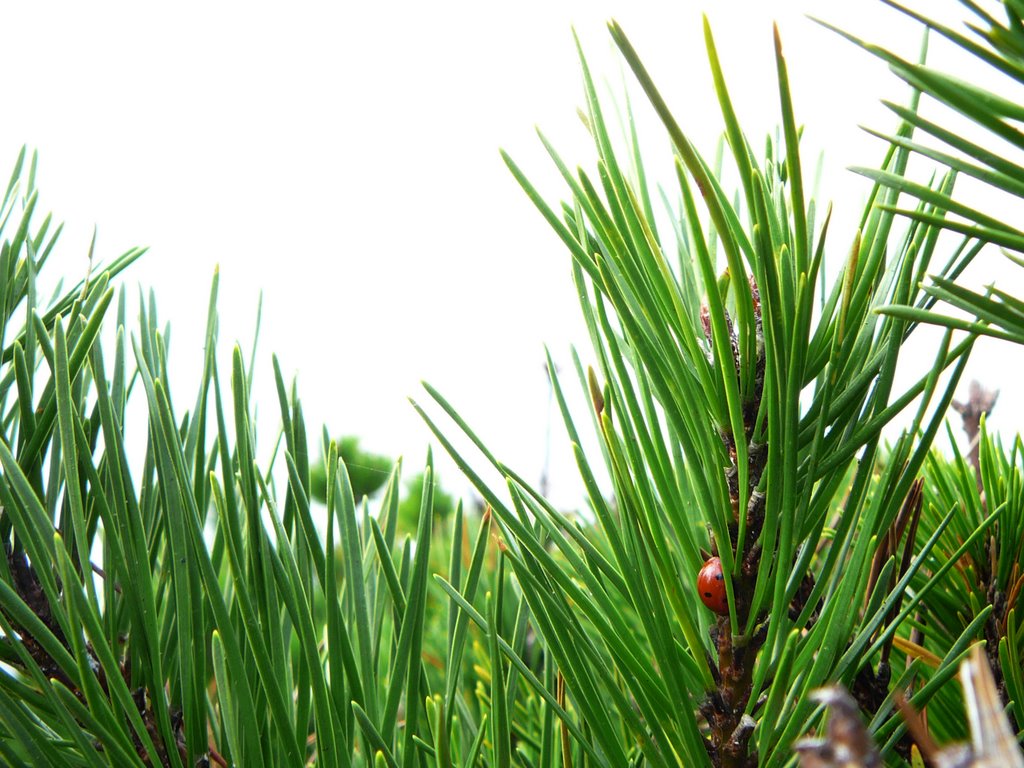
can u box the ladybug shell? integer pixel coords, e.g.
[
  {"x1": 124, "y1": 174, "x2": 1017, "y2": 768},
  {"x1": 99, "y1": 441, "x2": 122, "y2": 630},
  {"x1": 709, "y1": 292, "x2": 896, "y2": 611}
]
[{"x1": 697, "y1": 557, "x2": 729, "y2": 615}]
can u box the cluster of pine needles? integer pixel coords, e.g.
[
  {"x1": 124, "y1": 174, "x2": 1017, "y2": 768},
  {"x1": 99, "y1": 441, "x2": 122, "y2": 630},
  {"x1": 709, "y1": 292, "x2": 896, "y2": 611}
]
[{"x1": 4, "y1": 2, "x2": 1024, "y2": 766}]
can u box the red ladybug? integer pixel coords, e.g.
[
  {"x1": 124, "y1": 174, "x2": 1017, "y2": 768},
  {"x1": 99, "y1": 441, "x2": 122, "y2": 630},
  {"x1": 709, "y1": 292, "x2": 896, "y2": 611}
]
[{"x1": 697, "y1": 557, "x2": 729, "y2": 615}]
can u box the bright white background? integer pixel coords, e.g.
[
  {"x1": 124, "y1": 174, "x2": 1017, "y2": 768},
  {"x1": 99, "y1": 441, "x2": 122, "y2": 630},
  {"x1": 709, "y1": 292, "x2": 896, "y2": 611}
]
[{"x1": 0, "y1": 1, "x2": 1019, "y2": 509}]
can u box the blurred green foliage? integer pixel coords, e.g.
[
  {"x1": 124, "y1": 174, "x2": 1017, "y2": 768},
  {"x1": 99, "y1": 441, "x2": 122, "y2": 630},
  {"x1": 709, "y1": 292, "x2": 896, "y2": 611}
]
[
  {"x1": 310, "y1": 436, "x2": 390, "y2": 502},
  {"x1": 310, "y1": 438, "x2": 457, "y2": 534}
]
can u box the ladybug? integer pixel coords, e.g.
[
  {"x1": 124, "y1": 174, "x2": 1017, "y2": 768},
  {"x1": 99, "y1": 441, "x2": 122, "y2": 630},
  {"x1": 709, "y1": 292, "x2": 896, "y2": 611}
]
[{"x1": 697, "y1": 556, "x2": 729, "y2": 615}]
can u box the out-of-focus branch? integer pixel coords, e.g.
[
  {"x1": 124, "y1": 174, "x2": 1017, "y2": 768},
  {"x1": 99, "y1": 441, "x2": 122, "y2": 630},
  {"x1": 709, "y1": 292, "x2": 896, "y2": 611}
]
[{"x1": 951, "y1": 380, "x2": 998, "y2": 494}]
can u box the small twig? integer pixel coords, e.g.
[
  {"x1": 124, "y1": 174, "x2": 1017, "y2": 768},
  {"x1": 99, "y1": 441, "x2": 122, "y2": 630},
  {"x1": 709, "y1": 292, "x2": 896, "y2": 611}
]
[{"x1": 951, "y1": 380, "x2": 998, "y2": 495}]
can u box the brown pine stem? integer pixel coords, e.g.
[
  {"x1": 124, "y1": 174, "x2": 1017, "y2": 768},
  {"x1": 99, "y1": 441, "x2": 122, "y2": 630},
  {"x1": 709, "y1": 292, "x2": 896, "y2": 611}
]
[
  {"x1": 704, "y1": 300, "x2": 767, "y2": 767},
  {"x1": 698, "y1": 280, "x2": 770, "y2": 767},
  {"x1": 4, "y1": 544, "x2": 192, "y2": 767}
]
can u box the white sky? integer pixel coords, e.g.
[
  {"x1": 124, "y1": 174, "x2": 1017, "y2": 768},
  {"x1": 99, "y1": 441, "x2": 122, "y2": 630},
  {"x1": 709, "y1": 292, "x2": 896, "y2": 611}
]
[{"x1": 1, "y1": 1, "x2": 1020, "y2": 510}]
